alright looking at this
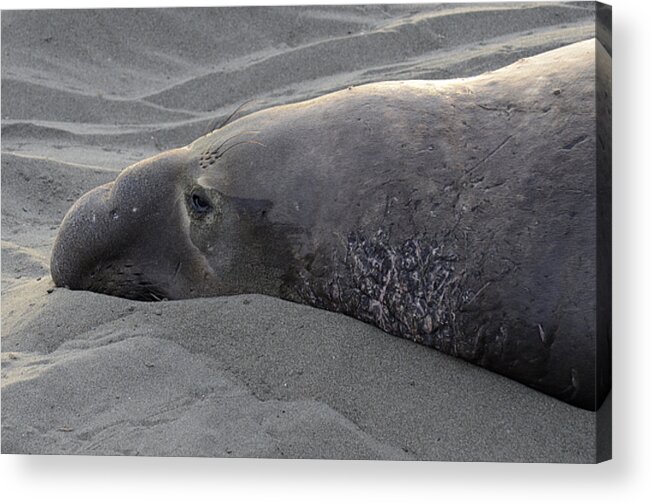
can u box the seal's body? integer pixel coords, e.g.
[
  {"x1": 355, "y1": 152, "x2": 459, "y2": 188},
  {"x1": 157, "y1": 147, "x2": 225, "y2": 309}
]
[{"x1": 51, "y1": 40, "x2": 610, "y2": 410}]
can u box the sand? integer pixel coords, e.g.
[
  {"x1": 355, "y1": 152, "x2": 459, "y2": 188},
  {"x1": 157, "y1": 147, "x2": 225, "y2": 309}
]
[{"x1": 1, "y1": 4, "x2": 606, "y2": 462}]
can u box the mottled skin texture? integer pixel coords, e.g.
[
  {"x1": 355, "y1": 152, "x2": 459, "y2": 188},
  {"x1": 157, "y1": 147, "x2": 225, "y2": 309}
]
[{"x1": 51, "y1": 40, "x2": 611, "y2": 411}]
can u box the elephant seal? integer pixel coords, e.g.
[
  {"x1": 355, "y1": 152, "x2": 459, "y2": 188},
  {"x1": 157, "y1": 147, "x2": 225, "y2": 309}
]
[{"x1": 51, "y1": 39, "x2": 611, "y2": 411}]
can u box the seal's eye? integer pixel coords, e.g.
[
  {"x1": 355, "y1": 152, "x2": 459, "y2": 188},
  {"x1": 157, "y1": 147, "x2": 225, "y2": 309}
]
[{"x1": 189, "y1": 192, "x2": 212, "y2": 216}]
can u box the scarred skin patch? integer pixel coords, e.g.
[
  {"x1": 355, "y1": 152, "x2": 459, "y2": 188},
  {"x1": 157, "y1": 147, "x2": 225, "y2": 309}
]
[{"x1": 297, "y1": 231, "x2": 464, "y2": 350}]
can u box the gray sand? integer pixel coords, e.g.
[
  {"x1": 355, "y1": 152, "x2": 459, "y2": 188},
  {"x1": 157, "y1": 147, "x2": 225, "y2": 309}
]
[{"x1": 2, "y1": 4, "x2": 603, "y2": 462}]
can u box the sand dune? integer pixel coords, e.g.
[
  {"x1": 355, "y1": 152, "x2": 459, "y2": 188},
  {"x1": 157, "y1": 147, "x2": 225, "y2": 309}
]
[
  {"x1": 1, "y1": 4, "x2": 606, "y2": 461},
  {"x1": 2, "y1": 287, "x2": 600, "y2": 461}
]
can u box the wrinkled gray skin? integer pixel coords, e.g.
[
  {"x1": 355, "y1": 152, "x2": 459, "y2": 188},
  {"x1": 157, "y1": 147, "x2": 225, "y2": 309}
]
[{"x1": 52, "y1": 40, "x2": 611, "y2": 410}]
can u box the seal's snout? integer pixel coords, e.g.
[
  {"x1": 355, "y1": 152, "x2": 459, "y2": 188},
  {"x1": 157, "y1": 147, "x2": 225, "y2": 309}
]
[
  {"x1": 51, "y1": 148, "x2": 199, "y2": 300},
  {"x1": 51, "y1": 182, "x2": 117, "y2": 290}
]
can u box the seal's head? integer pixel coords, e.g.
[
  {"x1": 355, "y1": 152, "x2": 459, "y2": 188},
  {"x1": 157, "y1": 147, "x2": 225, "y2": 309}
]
[
  {"x1": 51, "y1": 147, "x2": 225, "y2": 301},
  {"x1": 51, "y1": 126, "x2": 298, "y2": 302}
]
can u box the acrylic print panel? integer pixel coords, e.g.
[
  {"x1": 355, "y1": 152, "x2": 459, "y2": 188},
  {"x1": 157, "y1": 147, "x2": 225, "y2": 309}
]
[{"x1": 1, "y1": 2, "x2": 611, "y2": 463}]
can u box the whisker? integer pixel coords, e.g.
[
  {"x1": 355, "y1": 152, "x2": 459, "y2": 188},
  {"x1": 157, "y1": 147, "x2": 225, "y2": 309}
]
[
  {"x1": 172, "y1": 260, "x2": 182, "y2": 281},
  {"x1": 165, "y1": 190, "x2": 188, "y2": 221},
  {"x1": 215, "y1": 140, "x2": 266, "y2": 159},
  {"x1": 212, "y1": 130, "x2": 260, "y2": 154},
  {"x1": 206, "y1": 99, "x2": 257, "y2": 134}
]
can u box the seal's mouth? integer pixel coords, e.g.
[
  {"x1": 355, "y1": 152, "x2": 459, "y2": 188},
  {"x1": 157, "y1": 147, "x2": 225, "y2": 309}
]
[{"x1": 82, "y1": 261, "x2": 171, "y2": 302}]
